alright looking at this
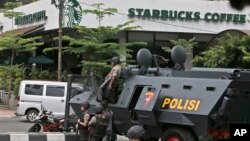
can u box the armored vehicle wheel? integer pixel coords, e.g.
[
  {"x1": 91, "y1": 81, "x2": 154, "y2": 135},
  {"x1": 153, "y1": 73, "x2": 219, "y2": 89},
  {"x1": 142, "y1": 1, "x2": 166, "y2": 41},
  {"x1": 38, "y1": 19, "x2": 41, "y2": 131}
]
[
  {"x1": 161, "y1": 127, "x2": 196, "y2": 141},
  {"x1": 26, "y1": 109, "x2": 38, "y2": 122}
]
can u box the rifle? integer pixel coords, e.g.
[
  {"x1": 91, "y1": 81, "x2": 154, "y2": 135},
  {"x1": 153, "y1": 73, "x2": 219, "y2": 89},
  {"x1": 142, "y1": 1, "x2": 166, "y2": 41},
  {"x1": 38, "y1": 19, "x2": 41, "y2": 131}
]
[{"x1": 100, "y1": 77, "x2": 111, "y2": 89}]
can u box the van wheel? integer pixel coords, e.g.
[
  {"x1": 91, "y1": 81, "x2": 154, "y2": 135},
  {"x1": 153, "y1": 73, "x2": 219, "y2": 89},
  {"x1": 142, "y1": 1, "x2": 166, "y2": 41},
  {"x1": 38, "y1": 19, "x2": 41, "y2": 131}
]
[
  {"x1": 161, "y1": 127, "x2": 196, "y2": 141},
  {"x1": 26, "y1": 110, "x2": 38, "y2": 122}
]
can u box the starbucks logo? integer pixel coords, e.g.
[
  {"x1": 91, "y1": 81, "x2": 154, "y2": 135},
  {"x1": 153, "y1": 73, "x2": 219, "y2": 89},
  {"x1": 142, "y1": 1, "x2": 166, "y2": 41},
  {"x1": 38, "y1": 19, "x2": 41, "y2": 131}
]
[{"x1": 52, "y1": 0, "x2": 82, "y2": 27}]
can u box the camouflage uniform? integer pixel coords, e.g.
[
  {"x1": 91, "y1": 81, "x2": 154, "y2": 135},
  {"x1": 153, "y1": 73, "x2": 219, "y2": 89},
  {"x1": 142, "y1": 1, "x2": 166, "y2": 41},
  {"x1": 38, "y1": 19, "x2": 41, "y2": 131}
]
[{"x1": 105, "y1": 64, "x2": 121, "y2": 103}]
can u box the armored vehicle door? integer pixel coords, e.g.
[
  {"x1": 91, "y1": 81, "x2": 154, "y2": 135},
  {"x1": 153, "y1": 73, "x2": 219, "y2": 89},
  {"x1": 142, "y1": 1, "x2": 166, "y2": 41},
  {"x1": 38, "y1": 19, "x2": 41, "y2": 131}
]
[{"x1": 134, "y1": 86, "x2": 160, "y2": 126}]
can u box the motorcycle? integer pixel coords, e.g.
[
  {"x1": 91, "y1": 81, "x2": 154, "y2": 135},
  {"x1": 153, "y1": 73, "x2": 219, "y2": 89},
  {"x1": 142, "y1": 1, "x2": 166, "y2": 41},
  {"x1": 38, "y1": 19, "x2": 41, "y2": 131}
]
[{"x1": 28, "y1": 105, "x2": 77, "y2": 132}]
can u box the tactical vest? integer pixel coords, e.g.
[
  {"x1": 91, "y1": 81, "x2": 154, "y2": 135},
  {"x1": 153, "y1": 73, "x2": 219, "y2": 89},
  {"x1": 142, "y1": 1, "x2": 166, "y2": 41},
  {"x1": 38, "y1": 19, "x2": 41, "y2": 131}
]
[{"x1": 90, "y1": 115, "x2": 109, "y2": 137}]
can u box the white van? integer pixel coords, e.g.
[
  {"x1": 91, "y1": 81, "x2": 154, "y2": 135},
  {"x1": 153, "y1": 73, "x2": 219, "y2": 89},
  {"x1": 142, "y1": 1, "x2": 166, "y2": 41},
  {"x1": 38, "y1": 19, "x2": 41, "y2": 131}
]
[{"x1": 16, "y1": 80, "x2": 83, "y2": 122}]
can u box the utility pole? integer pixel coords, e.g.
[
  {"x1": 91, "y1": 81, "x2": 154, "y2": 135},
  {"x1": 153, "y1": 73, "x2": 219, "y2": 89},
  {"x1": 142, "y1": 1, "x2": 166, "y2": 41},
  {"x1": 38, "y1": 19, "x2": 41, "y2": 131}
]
[{"x1": 58, "y1": 0, "x2": 63, "y2": 81}]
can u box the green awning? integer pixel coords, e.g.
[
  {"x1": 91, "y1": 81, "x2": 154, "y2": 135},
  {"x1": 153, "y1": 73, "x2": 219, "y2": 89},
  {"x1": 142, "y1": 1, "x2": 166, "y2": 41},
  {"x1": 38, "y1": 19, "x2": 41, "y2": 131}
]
[{"x1": 28, "y1": 55, "x2": 54, "y2": 64}]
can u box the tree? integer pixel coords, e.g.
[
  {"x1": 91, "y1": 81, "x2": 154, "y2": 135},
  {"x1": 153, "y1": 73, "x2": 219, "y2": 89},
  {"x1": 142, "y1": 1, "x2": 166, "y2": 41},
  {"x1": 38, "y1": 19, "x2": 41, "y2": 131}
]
[
  {"x1": 0, "y1": 65, "x2": 27, "y2": 98},
  {"x1": 44, "y1": 21, "x2": 146, "y2": 76},
  {"x1": 0, "y1": 32, "x2": 43, "y2": 98},
  {"x1": 82, "y1": 3, "x2": 117, "y2": 27},
  {"x1": 0, "y1": 0, "x2": 38, "y2": 8},
  {"x1": 0, "y1": 32, "x2": 43, "y2": 67},
  {"x1": 44, "y1": 4, "x2": 146, "y2": 76},
  {"x1": 0, "y1": 2, "x2": 24, "y2": 29},
  {"x1": 193, "y1": 34, "x2": 250, "y2": 68},
  {"x1": 161, "y1": 37, "x2": 198, "y2": 53}
]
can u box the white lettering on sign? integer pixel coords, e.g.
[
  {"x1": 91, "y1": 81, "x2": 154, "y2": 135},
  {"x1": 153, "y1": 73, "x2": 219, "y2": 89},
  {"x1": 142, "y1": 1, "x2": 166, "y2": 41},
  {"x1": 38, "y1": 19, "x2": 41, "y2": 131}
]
[{"x1": 234, "y1": 129, "x2": 247, "y2": 136}]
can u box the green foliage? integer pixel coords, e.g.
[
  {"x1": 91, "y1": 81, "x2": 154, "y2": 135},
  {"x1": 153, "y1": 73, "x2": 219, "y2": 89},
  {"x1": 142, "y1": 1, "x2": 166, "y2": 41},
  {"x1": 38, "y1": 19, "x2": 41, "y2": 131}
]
[
  {"x1": 0, "y1": 66, "x2": 55, "y2": 98},
  {"x1": 43, "y1": 3, "x2": 146, "y2": 76},
  {"x1": 0, "y1": 67, "x2": 9, "y2": 90},
  {"x1": 0, "y1": 2, "x2": 24, "y2": 19},
  {"x1": 81, "y1": 61, "x2": 111, "y2": 76},
  {"x1": 82, "y1": 3, "x2": 118, "y2": 26},
  {"x1": 0, "y1": 65, "x2": 26, "y2": 97},
  {"x1": 0, "y1": 32, "x2": 43, "y2": 95},
  {"x1": 13, "y1": 66, "x2": 26, "y2": 98},
  {"x1": 29, "y1": 69, "x2": 56, "y2": 80},
  {"x1": 193, "y1": 34, "x2": 250, "y2": 68},
  {"x1": 43, "y1": 22, "x2": 146, "y2": 75},
  {"x1": 162, "y1": 37, "x2": 198, "y2": 53},
  {"x1": 0, "y1": 32, "x2": 43, "y2": 66},
  {"x1": 38, "y1": 70, "x2": 50, "y2": 79}
]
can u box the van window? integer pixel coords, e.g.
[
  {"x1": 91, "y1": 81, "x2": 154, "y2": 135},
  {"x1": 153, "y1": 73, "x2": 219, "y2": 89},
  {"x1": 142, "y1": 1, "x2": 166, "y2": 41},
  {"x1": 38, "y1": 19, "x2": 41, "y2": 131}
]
[
  {"x1": 46, "y1": 85, "x2": 65, "y2": 97},
  {"x1": 25, "y1": 84, "x2": 43, "y2": 96}
]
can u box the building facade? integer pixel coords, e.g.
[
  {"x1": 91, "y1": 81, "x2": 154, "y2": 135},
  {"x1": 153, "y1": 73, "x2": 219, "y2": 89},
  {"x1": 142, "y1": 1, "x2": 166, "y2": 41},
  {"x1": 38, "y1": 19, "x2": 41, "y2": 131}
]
[{"x1": 0, "y1": 0, "x2": 250, "y2": 67}]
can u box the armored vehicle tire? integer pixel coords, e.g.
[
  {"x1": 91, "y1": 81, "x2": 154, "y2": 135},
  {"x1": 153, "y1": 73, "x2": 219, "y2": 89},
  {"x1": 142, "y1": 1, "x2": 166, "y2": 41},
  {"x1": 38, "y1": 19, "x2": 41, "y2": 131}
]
[
  {"x1": 161, "y1": 127, "x2": 196, "y2": 141},
  {"x1": 26, "y1": 109, "x2": 39, "y2": 122}
]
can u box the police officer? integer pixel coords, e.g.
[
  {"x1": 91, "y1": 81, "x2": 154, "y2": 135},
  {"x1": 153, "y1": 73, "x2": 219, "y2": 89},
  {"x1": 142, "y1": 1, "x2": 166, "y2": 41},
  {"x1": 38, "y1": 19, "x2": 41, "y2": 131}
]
[
  {"x1": 104, "y1": 56, "x2": 121, "y2": 103},
  {"x1": 127, "y1": 125, "x2": 145, "y2": 141},
  {"x1": 76, "y1": 101, "x2": 91, "y2": 141},
  {"x1": 101, "y1": 101, "x2": 116, "y2": 141},
  {"x1": 88, "y1": 103, "x2": 109, "y2": 141}
]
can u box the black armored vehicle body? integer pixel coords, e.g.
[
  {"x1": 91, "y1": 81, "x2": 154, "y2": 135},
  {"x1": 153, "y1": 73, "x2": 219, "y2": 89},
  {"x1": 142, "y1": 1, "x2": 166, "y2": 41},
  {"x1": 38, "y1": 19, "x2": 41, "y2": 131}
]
[{"x1": 69, "y1": 46, "x2": 250, "y2": 141}]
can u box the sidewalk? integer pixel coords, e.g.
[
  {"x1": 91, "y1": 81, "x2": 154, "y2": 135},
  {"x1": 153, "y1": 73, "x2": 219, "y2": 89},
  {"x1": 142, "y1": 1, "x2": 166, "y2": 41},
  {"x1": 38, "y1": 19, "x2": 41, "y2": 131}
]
[{"x1": 0, "y1": 104, "x2": 16, "y2": 118}]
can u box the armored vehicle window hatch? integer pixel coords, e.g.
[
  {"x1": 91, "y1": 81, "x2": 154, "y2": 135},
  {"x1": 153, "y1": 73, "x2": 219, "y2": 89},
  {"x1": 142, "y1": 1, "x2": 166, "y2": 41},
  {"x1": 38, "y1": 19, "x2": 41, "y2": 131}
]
[
  {"x1": 128, "y1": 85, "x2": 144, "y2": 121},
  {"x1": 134, "y1": 86, "x2": 160, "y2": 126}
]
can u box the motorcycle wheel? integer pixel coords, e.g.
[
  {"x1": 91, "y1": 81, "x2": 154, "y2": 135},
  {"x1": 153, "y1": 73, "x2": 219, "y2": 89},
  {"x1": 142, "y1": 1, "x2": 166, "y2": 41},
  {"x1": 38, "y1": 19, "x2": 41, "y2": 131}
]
[{"x1": 28, "y1": 123, "x2": 41, "y2": 132}]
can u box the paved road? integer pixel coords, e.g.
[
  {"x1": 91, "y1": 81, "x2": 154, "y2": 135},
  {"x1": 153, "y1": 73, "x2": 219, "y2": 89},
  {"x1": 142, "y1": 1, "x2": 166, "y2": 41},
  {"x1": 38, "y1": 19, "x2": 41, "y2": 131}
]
[{"x1": 0, "y1": 116, "x2": 33, "y2": 133}]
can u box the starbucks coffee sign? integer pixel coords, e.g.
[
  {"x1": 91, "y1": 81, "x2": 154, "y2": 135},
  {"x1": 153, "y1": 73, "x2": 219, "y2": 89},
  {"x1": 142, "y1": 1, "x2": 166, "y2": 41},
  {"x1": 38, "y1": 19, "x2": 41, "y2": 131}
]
[
  {"x1": 128, "y1": 8, "x2": 247, "y2": 23},
  {"x1": 15, "y1": 10, "x2": 47, "y2": 25}
]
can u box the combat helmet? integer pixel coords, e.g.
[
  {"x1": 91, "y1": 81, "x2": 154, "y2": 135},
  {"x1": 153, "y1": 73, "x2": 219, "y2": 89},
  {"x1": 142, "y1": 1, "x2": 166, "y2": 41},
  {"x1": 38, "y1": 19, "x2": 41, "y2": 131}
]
[
  {"x1": 127, "y1": 125, "x2": 145, "y2": 139},
  {"x1": 95, "y1": 103, "x2": 105, "y2": 114},
  {"x1": 111, "y1": 56, "x2": 121, "y2": 64}
]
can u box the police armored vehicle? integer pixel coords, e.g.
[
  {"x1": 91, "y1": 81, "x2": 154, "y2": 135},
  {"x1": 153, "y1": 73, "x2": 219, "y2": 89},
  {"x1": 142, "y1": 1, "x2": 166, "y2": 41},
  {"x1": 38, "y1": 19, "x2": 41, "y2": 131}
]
[{"x1": 68, "y1": 45, "x2": 250, "y2": 141}]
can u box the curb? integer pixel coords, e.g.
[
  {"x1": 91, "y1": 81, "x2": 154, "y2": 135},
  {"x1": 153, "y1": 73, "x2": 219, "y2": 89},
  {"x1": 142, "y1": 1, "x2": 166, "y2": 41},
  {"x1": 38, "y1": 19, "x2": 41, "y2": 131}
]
[
  {"x1": 0, "y1": 109, "x2": 16, "y2": 118},
  {"x1": 0, "y1": 133, "x2": 129, "y2": 141}
]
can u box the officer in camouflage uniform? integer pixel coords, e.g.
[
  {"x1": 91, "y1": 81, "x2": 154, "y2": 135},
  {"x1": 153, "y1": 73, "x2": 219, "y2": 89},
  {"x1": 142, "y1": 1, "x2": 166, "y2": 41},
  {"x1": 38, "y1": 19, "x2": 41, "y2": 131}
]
[{"x1": 104, "y1": 56, "x2": 121, "y2": 103}]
